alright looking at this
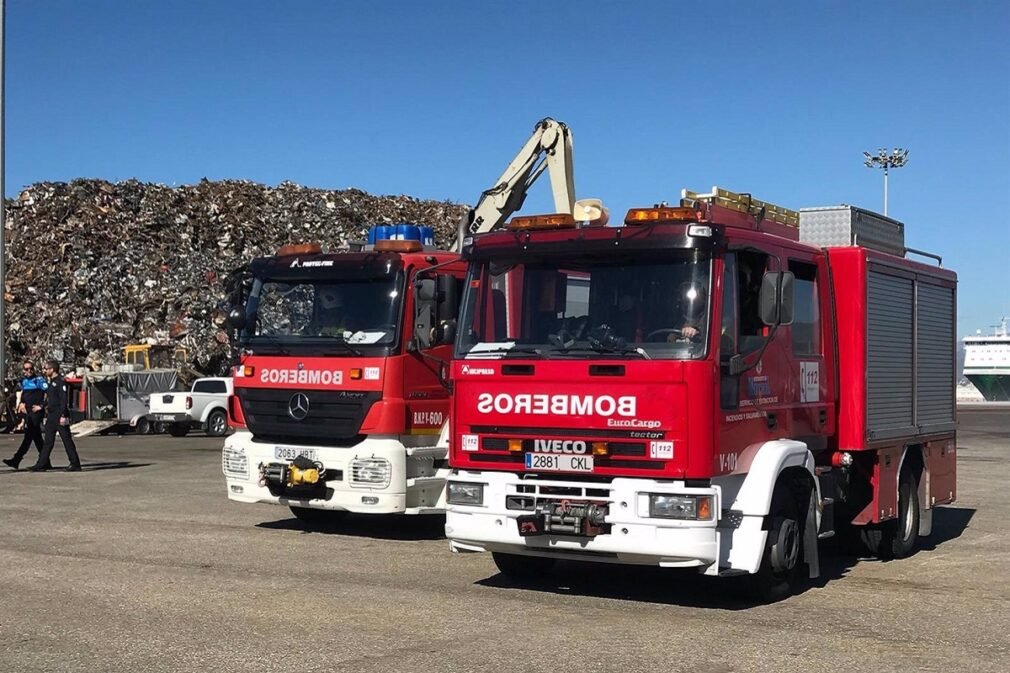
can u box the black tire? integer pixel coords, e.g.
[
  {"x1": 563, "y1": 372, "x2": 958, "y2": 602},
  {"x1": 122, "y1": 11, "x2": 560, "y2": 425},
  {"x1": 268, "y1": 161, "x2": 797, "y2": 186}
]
[
  {"x1": 205, "y1": 409, "x2": 228, "y2": 437},
  {"x1": 168, "y1": 422, "x2": 189, "y2": 437},
  {"x1": 152, "y1": 421, "x2": 166, "y2": 435},
  {"x1": 860, "y1": 466, "x2": 920, "y2": 559},
  {"x1": 135, "y1": 417, "x2": 151, "y2": 435},
  {"x1": 491, "y1": 552, "x2": 556, "y2": 581},
  {"x1": 289, "y1": 506, "x2": 348, "y2": 527},
  {"x1": 747, "y1": 479, "x2": 807, "y2": 603}
]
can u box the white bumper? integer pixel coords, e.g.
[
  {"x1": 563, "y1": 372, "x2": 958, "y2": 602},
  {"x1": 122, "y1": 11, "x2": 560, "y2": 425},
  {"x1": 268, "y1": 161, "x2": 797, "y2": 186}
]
[
  {"x1": 445, "y1": 471, "x2": 768, "y2": 575},
  {"x1": 222, "y1": 431, "x2": 448, "y2": 515}
]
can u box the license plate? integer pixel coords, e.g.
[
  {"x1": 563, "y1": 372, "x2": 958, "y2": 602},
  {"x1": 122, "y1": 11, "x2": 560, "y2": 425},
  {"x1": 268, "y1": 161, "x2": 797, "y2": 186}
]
[
  {"x1": 524, "y1": 453, "x2": 594, "y2": 473},
  {"x1": 274, "y1": 446, "x2": 318, "y2": 462}
]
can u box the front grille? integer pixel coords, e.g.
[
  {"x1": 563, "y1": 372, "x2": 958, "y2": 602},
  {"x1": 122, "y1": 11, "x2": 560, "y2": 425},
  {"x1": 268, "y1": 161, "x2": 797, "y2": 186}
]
[
  {"x1": 481, "y1": 437, "x2": 646, "y2": 456},
  {"x1": 238, "y1": 388, "x2": 381, "y2": 443}
]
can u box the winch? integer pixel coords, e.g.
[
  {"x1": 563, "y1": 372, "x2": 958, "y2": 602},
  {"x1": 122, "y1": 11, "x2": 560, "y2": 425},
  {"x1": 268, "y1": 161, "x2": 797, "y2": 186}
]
[
  {"x1": 259, "y1": 455, "x2": 324, "y2": 489},
  {"x1": 516, "y1": 499, "x2": 609, "y2": 537}
]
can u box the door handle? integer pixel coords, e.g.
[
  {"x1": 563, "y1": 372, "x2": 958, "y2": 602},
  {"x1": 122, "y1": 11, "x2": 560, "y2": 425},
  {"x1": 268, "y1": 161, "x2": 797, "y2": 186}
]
[{"x1": 767, "y1": 413, "x2": 777, "y2": 430}]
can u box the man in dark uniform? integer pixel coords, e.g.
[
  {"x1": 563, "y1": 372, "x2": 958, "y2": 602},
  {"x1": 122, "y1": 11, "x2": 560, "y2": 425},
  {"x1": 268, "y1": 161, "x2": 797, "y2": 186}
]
[
  {"x1": 3, "y1": 361, "x2": 48, "y2": 470},
  {"x1": 29, "y1": 360, "x2": 81, "y2": 472}
]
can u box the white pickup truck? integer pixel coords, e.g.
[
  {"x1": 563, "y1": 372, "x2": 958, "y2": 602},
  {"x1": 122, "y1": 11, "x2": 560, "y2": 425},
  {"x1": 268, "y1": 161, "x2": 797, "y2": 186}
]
[{"x1": 147, "y1": 377, "x2": 233, "y2": 437}]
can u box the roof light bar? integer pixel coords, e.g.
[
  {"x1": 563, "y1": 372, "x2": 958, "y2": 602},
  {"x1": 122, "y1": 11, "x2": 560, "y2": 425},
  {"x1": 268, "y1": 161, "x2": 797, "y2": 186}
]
[
  {"x1": 506, "y1": 213, "x2": 577, "y2": 230},
  {"x1": 277, "y1": 243, "x2": 323, "y2": 256},
  {"x1": 374, "y1": 239, "x2": 423, "y2": 253},
  {"x1": 624, "y1": 207, "x2": 702, "y2": 225}
]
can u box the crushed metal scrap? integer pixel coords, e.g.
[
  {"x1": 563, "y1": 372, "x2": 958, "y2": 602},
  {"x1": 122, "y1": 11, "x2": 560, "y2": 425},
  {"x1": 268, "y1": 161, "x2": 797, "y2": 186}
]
[{"x1": 3, "y1": 178, "x2": 469, "y2": 378}]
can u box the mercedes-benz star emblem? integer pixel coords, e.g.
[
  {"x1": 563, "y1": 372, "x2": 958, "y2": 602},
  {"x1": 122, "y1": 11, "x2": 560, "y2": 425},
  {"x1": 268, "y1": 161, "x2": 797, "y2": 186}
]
[{"x1": 288, "y1": 393, "x2": 310, "y2": 421}]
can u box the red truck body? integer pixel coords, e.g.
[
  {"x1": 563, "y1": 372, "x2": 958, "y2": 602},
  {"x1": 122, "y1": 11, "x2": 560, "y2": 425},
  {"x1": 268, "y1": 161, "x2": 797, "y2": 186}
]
[{"x1": 444, "y1": 192, "x2": 956, "y2": 594}]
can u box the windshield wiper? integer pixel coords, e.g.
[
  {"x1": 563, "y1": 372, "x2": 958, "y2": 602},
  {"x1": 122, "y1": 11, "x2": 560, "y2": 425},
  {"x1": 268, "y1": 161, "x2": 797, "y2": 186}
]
[
  {"x1": 556, "y1": 345, "x2": 651, "y2": 360},
  {"x1": 246, "y1": 334, "x2": 291, "y2": 356},
  {"x1": 464, "y1": 346, "x2": 549, "y2": 359},
  {"x1": 317, "y1": 339, "x2": 363, "y2": 356},
  {"x1": 581, "y1": 336, "x2": 651, "y2": 360}
]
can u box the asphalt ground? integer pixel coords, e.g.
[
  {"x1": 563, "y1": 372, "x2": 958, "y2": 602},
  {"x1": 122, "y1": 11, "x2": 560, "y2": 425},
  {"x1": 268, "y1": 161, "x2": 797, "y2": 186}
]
[{"x1": 0, "y1": 410, "x2": 1006, "y2": 673}]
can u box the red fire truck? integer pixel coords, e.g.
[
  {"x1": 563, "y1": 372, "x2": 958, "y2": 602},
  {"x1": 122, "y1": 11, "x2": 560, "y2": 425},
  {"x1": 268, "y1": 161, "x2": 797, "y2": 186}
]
[
  {"x1": 222, "y1": 118, "x2": 581, "y2": 522},
  {"x1": 444, "y1": 187, "x2": 957, "y2": 600},
  {"x1": 221, "y1": 236, "x2": 465, "y2": 520}
]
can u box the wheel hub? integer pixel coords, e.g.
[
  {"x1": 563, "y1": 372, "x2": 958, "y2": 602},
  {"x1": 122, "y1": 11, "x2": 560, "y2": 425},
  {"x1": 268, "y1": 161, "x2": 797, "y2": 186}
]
[{"x1": 770, "y1": 518, "x2": 800, "y2": 573}]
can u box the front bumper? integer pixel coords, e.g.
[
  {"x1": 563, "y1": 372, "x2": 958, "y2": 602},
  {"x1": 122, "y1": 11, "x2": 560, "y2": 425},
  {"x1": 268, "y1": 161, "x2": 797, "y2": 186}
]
[
  {"x1": 222, "y1": 431, "x2": 447, "y2": 515},
  {"x1": 445, "y1": 471, "x2": 766, "y2": 574}
]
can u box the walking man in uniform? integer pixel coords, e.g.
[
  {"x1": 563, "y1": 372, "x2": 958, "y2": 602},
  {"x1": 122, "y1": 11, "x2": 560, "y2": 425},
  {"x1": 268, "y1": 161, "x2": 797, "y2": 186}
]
[
  {"x1": 3, "y1": 361, "x2": 48, "y2": 470},
  {"x1": 28, "y1": 360, "x2": 81, "y2": 472}
]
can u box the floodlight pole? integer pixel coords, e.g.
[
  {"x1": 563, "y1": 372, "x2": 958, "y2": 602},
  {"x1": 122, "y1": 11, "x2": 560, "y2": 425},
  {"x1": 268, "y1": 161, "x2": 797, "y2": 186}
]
[
  {"x1": 1, "y1": 0, "x2": 6, "y2": 387},
  {"x1": 863, "y1": 147, "x2": 909, "y2": 217}
]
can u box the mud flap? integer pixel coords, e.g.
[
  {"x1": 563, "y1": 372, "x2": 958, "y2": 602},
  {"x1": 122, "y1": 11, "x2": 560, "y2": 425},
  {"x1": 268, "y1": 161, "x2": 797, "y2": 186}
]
[{"x1": 804, "y1": 490, "x2": 820, "y2": 579}]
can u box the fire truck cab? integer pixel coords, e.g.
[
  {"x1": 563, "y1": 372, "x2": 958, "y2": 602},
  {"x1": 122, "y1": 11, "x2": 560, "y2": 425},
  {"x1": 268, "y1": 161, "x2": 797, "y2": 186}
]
[
  {"x1": 444, "y1": 187, "x2": 957, "y2": 600},
  {"x1": 222, "y1": 233, "x2": 465, "y2": 520}
]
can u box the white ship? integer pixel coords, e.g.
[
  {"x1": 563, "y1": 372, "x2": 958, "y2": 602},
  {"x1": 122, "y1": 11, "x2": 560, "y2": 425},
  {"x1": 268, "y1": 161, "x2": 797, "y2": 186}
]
[{"x1": 962, "y1": 317, "x2": 1010, "y2": 401}]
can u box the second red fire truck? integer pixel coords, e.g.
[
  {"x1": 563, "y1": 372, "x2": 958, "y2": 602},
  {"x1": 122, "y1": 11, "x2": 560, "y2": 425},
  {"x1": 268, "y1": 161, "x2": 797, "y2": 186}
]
[{"x1": 444, "y1": 187, "x2": 957, "y2": 599}]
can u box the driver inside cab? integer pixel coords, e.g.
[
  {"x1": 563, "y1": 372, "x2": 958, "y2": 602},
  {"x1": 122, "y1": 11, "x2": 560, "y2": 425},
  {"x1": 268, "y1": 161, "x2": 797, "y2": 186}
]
[
  {"x1": 668, "y1": 282, "x2": 707, "y2": 343},
  {"x1": 315, "y1": 286, "x2": 353, "y2": 337}
]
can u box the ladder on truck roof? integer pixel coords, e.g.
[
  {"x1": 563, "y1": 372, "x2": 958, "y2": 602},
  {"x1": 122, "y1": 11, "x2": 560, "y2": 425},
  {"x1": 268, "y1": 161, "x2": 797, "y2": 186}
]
[{"x1": 682, "y1": 186, "x2": 800, "y2": 229}]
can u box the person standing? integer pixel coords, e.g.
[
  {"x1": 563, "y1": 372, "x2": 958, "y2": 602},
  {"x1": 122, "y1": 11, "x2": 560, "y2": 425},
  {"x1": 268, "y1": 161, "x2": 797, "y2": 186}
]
[
  {"x1": 29, "y1": 361, "x2": 81, "y2": 472},
  {"x1": 3, "y1": 361, "x2": 48, "y2": 470}
]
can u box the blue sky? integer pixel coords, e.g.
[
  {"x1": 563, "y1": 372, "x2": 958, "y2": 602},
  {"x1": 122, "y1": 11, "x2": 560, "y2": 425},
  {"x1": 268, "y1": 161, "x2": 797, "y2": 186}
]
[{"x1": 5, "y1": 0, "x2": 1009, "y2": 336}]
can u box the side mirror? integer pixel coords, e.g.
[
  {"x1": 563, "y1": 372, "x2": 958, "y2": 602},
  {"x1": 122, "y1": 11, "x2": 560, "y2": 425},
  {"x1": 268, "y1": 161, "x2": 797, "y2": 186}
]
[
  {"x1": 435, "y1": 320, "x2": 457, "y2": 346},
  {"x1": 413, "y1": 278, "x2": 436, "y2": 350},
  {"x1": 759, "y1": 271, "x2": 795, "y2": 326},
  {"x1": 226, "y1": 305, "x2": 248, "y2": 331},
  {"x1": 778, "y1": 272, "x2": 794, "y2": 326},
  {"x1": 436, "y1": 275, "x2": 459, "y2": 323}
]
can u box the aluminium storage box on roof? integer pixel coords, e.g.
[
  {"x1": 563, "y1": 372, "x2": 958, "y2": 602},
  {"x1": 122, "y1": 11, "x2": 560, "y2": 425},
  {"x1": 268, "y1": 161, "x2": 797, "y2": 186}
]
[{"x1": 799, "y1": 205, "x2": 905, "y2": 257}]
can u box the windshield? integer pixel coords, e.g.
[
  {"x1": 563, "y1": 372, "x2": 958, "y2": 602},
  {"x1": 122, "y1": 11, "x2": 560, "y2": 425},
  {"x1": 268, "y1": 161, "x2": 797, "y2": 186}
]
[
  {"x1": 243, "y1": 273, "x2": 404, "y2": 351},
  {"x1": 455, "y1": 249, "x2": 711, "y2": 360}
]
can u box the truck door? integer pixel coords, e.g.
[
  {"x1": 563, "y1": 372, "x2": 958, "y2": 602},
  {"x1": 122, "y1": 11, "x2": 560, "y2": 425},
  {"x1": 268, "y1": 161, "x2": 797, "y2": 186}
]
[
  {"x1": 786, "y1": 255, "x2": 833, "y2": 445},
  {"x1": 402, "y1": 266, "x2": 463, "y2": 437},
  {"x1": 715, "y1": 247, "x2": 795, "y2": 474}
]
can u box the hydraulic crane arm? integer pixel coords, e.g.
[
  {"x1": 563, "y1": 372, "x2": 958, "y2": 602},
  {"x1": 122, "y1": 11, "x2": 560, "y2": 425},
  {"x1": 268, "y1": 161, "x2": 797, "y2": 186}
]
[{"x1": 454, "y1": 118, "x2": 575, "y2": 251}]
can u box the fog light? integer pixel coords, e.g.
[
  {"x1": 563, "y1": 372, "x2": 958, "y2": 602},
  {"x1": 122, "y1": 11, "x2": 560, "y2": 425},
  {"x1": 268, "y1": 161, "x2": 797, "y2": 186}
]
[
  {"x1": 361, "y1": 496, "x2": 379, "y2": 505},
  {"x1": 447, "y1": 481, "x2": 484, "y2": 506},
  {"x1": 648, "y1": 494, "x2": 714, "y2": 520},
  {"x1": 230, "y1": 485, "x2": 244, "y2": 494}
]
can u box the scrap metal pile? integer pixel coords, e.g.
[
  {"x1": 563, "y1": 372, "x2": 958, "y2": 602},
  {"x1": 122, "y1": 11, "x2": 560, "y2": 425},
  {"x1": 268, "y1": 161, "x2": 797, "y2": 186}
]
[{"x1": 3, "y1": 179, "x2": 468, "y2": 378}]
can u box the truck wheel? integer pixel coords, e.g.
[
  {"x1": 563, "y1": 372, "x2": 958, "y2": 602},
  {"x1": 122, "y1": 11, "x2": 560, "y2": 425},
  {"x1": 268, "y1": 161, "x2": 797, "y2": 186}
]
[
  {"x1": 747, "y1": 479, "x2": 807, "y2": 603},
  {"x1": 206, "y1": 410, "x2": 228, "y2": 437},
  {"x1": 860, "y1": 466, "x2": 920, "y2": 559},
  {"x1": 135, "y1": 418, "x2": 151, "y2": 435},
  {"x1": 289, "y1": 506, "x2": 348, "y2": 527},
  {"x1": 152, "y1": 421, "x2": 166, "y2": 435},
  {"x1": 168, "y1": 423, "x2": 189, "y2": 437},
  {"x1": 491, "y1": 552, "x2": 556, "y2": 581}
]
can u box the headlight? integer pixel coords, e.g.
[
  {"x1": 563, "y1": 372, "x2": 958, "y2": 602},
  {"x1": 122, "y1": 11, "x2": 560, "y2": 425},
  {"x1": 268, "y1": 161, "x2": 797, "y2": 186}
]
[
  {"x1": 648, "y1": 494, "x2": 713, "y2": 520},
  {"x1": 446, "y1": 481, "x2": 484, "y2": 506},
  {"x1": 222, "y1": 446, "x2": 248, "y2": 478},
  {"x1": 350, "y1": 458, "x2": 391, "y2": 487}
]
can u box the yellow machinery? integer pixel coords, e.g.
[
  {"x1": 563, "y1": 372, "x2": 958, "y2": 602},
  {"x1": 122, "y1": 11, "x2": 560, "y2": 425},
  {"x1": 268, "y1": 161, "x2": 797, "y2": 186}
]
[{"x1": 122, "y1": 343, "x2": 188, "y2": 370}]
